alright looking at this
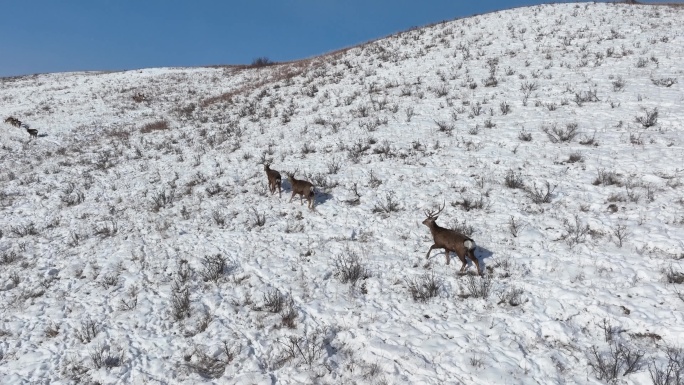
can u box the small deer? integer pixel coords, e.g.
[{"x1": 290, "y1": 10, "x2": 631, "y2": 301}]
[
  {"x1": 286, "y1": 170, "x2": 315, "y2": 209},
  {"x1": 264, "y1": 164, "x2": 282, "y2": 198},
  {"x1": 423, "y1": 201, "x2": 481, "y2": 275},
  {"x1": 26, "y1": 127, "x2": 38, "y2": 138}
]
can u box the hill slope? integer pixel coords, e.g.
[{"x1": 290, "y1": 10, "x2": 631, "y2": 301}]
[{"x1": 1, "y1": 3, "x2": 684, "y2": 384}]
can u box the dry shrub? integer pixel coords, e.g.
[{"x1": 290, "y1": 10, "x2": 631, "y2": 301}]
[{"x1": 140, "y1": 120, "x2": 170, "y2": 134}]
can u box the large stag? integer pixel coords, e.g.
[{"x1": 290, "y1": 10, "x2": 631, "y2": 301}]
[{"x1": 422, "y1": 201, "x2": 481, "y2": 275}]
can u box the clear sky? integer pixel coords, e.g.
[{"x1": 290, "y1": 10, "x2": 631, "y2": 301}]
[{"x1": 0, "y1": 0, "x2": 678, "y2": 77}]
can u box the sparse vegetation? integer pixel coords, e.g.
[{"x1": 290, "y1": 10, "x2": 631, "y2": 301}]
[{"x1": 2, "y1": 3, "x2": 684, "y2": 383}]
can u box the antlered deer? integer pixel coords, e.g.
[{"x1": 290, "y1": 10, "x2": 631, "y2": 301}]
[
  {"x1": 264, "y1": 164, "x2": 282, "y2": 198},
  {"x1": 286, "y1": 170, "x2": 315, "y2": 209},
  {"x1": 423, "y1": 201, "x2": 481, "y2": 275}
]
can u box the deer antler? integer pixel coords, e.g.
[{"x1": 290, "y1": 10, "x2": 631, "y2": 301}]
[
  {"x1": 424, "y1": 200, "x2": 446, "y2": 218},
  {"x1": 287, "y1": 167, "x2": 299, "y2": 178}
]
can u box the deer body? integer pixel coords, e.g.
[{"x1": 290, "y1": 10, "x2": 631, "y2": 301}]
[
  {"x1": 4, "y1": 117, "x2": 22, "y2": 128},
  {"x1": 423, "y1": 203, "x2": 481, "y2": 275},
  {"x1": 264, "y1": 164, "x2": 282, "y2": 198},
  {"x1": 286, "y1": 172, "x2": 315, "y2": 209},
  {"x1": 26, "y1": 127, "x2": 38, "y2": 138}
]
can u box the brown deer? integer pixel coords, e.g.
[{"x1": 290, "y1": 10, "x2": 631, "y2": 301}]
[
  {"x1": 423, "y1": 201, "x2": 481, "y2": 275},
  {"x1": 26, "y1": 127, "x2": 38, "y2": 138},
  {"x1": 264, "y1": 164, "x2": 282, "y2": 198},
  {"x1": 286, "y1": 170, "x2": 315, "y2": 209},
  {"x1": 4, "y1": 117, "x2": 22, "y2": 128}
]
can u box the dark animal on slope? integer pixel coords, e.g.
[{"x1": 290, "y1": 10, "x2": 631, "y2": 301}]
[
  {"x1": 422, "y1": 201, "x2": 481, "y2": 275},
  {"x1": 264, "y1": 164, "x2": 282, "y2": 198},
  {"x1": 286, "y1": 170, "x2": 315, "y2": 209},
  {"x1": 4, "y1": 117, "x2": 22, "y2": 128}
]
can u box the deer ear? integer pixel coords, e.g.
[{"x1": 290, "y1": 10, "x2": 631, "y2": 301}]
[{"x1": 433, "y1": 215, "x2": 439, "y2": 221}]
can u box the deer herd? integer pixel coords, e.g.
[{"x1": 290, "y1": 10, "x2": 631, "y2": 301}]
[
  {"x1": 3, "y1": 114, "x2": 483, "y2": 275},
  {"x1": 264, "y1": 164, "x2": 482, "y2": 275}
]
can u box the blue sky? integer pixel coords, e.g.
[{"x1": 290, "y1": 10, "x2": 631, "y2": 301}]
[{"x1": 0, "y1": 0, "x2": 677, "y2": 77}]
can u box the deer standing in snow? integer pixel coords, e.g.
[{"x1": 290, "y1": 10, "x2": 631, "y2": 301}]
[
  {"x1": 286, "y1": 170, "x2": 315, "y2": 209},
  {"x1": 4, "y1": 117, "x2": 21, "y2": 127},
  {"x1": 423, "y1": 201, "x2": 481, "y2": 275},
  {"x1": 264, "y1": 164, "x2": 282, "y2": 198}
]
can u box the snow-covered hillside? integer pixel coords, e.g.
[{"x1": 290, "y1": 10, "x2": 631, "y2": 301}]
[{"x1": 1, "y1": 3, "x2": 684, "y2": 384}]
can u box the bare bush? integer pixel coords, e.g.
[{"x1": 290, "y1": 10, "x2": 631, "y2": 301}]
[
  {"x1": 279, "y1": 328, "x2": 328, "y2": 369},
  {"x1": 497, "y1": 286, "x2": 525, "y2": 306},
  {"x1": 61, "y1": 182, "x2": 85, "y2": 206},
  {"x1": 187, "y1": 343, "x2": 237, "y2": 379},
  {"x1": 464, "y1": 273, "x2": 493, "y2": 299},
  {"x1": 588, "y1": 340, "x2": 645, "y2": 382},
  {"x1": 665, "y1": 266, "x2": 684, "y2": 285},
  {"x1": 449, "y1": 219, "x2": 475, "y2": 238},
  {"x1": 171, "y1": 288, "x2": 191, "y2": 321},
  {"x1": 250, "y1": 208, "x2": 266, "y2": 228},
  {"x1": 573, "y1": 89, "x2": 599, "y2": 106},
  {"x1": 504, "y1": 170, "x2": 525, "y2": 189},
  {"x1": 118, "y1": 286, "x2": 139, "y2": 311},
  {"x1": 434, "y1": 120, "x2": 455, "y2": 136},
  {"x1": 455, "y1": 194, "x2": 488, "y2": 211},
  {"x1": 10, "y1": 222, "x2": 38, "y2": 237},
  {"x1": 508, "y1": 216, "x2": 527, "y2": 238},
  {"x1": 333, "y1": 249, "x2": 371, "y2": 287},
  {"x1": 326, "y1": 157, "x2": 342, "y2": 174},
  {"x1": 263, "y1": 288, "x2": 285, "y2": 313},
  {"x1": 406, "y1": 272, "x2": 440, "y2": 302},
  {"x1": 372, "y1": 192, "x2": 401, "y2": 214},
  {"x1": 567, "y1": 151, "x2": 584, "y2": 163},
  {"x1": 612, "y1": 76, "x2": 627, "y2": 91},
  {"x1": 90, "y1": 342, "x2": 125, "y2": 369},
  {"x1": 76, "y1": 319, "x2": 99, "y2": 344},
  {"x1": 200, "y1": 254, "x2": 227, "y2": 283},
  {"x1": 1, "y1": 250, "x2": 20, "y2": 265},
  {"x1": 562, "y1": 214, "x2": 590, "y2": 247},
  {"x1": 140, "y1": 120, "x2": 170, "y2": 134},
  {"x1": 526, "y1": 181, "x2": 556, "y2": 204},
  {"x1": 635, "y1": 108, "x2": 659, "y2": 128},
  {"x1": 93, "y1": 219, "x2": 118, "y2": 238},
  {"x1": 518, "y1": 129, "x2": 532, "y2": 142},
  {"x1": 151, "y1": 189, "x2": 175, "y2": 212},
  {"x1": 612, "y1": 223, "x2": 630, "y2": 248},
  {"x1": 579, "y1": 131, "x2": 597, "y2": 146},
  {"x1": 651, "y1": 77, "x2": 677, "y2": 88},
  {"x1": 542, "y1": 123, "x2": 579, "y2": 143},
  {"x1": 649, "y1": 347, "x2": 684, "y2": 385},
  {"x1": 250, "y1": 57, "x2": 275, "y2": 67},
  {"x1": 594, "y1": 169, "x2": 621, "y2": 186}
]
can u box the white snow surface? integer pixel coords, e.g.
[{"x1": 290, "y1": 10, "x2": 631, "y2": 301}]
[{"x1": 1, "y1": 3, "x2": 684, "y2": 384}]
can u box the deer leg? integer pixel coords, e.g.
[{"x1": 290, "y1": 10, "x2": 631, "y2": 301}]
[
  {"x1": 444, "y1": 249, "x2": 451, "y2": 265},
  {"x1": 289, "y1": 192, "x2": 296, "y2": 203},
  {"x1": 468, "y1": 250, "x2": 481, "y2": 276},
  {"x1": 426, "y1": 245, "x2": 437, "y2": 260},
  {"x1": 457, "y1": 252, "x2": 468, "y2": 273}
]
